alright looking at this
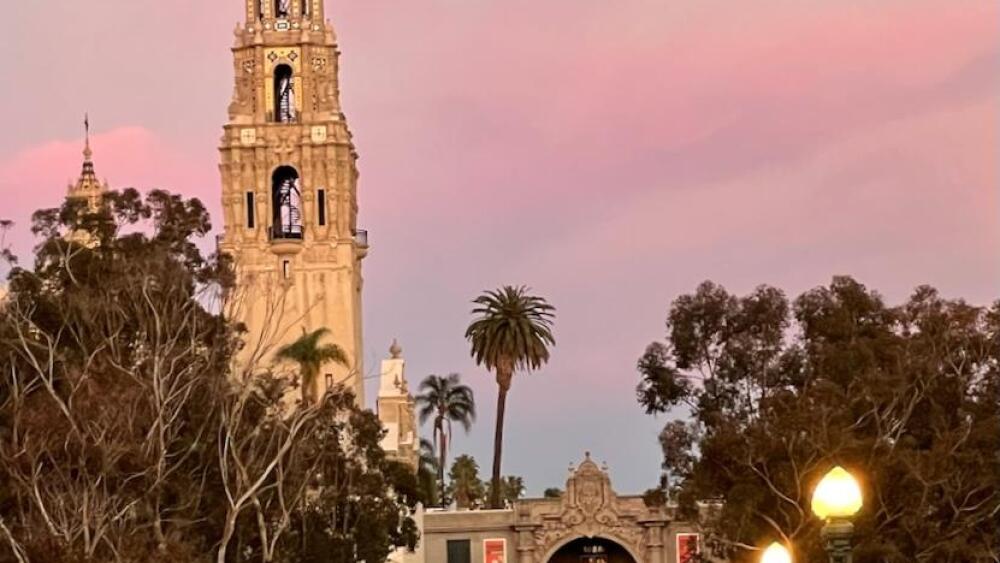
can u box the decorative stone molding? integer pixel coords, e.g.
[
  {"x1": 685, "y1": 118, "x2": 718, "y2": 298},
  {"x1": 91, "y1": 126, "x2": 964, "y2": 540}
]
[{"x1": 509, "y1": 454, "x2": 669, "y2": 563}]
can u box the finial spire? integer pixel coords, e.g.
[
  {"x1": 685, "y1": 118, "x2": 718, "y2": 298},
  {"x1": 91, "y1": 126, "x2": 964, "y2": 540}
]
[{"x1": 83, "y1": 113, "x2": 93, "y2": 162}]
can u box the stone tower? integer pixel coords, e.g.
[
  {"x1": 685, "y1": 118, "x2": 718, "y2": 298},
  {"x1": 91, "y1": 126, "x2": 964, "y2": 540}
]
[
  {"x1": 377, "y1": 341, "x2": 419, "y2": 469},
  {"x1": 218, "y1": 0, "x2": 368, "y2": 403},
  {"x1": 68, "y1": 122, "x2": 108, "y2": 210},
  {"x1": 66, "y1": 118, "x2": 108, "y2": 246}
]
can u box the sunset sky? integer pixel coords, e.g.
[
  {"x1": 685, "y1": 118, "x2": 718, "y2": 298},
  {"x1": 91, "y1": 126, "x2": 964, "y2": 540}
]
[{"x1": 1, "y1": 0, "x2": 998, "y2": 494}]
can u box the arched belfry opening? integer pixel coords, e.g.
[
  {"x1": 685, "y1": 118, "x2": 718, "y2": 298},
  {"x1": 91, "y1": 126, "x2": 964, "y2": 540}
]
[
  {"x1": 271, "y1": 166, "x2": 302, "y2": 239},
  {"x1": 274, "y1": 65, "x2": 296, "y2": 123},
  {"x1": 275, "y1": 0, "x2": 290, "y2": 18},
  {"x1": 547, "y1": 537, "x2": 636, "y2": 563}
]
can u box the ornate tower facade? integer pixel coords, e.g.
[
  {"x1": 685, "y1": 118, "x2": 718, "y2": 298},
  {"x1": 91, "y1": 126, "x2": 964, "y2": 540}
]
[
  {"x1": 68, "y1": 131, "x2": 107, "y2": 210},
  {"x1": 67, "y1": 120, "x2": 109, "y2": 246},
  {"x1": 377, "y1": 341, "x2": 419, "y2": 469},
  {"x1": 219, "y1": 0, "x2": 368, "y2": 403}
]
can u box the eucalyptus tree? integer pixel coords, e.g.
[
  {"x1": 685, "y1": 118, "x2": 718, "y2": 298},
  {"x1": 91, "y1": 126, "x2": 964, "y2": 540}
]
[
  {"x1": 465, "y1": 286, "x2": 555, "y2": 509},
  {"x1": 637, "y1": 278, "x2": 1000, "y2": 562},
  {"x1": 0, "y1": 191, "x2": 417, "y2": 562}
]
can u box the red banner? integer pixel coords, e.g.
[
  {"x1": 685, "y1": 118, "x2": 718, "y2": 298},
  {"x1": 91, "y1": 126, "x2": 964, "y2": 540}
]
[
  {"x1": 484, "y1": 538, "x2": 506, "y2": 563},
  {"x1": 677, "y1": 533, "x2": 700, "y2": 563}
]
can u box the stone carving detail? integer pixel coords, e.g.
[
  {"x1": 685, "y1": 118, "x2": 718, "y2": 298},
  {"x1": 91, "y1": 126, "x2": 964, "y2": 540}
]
[
  {"x1": 230, "y1": 57, "x2": 258, "y2": 118},
  {"x1": 310, "y1": 51, "x2": 337, "y2": 113},
  {"x1": 532, "y1": 454, "x2": 645, "y2": 557},
  {"x1": 274, "y1": 130, "x2": 297, "y2": 156},
  {"x1": 305, "y1": 246, "x2": 334, "y2": 263}
]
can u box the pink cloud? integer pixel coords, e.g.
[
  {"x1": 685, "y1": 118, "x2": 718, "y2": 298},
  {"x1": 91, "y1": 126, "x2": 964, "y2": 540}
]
[
  {"x1": 0, "y1": 127, "x2": 219, "y2": 264},
  {"x1": 3, "y1": 0, "x2": 997, "y2": 494}
]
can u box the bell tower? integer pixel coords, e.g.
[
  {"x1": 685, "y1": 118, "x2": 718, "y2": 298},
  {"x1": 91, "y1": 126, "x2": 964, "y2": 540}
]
[{"x1": 219, "y1": 0, "x2": 368, "y2": 403}]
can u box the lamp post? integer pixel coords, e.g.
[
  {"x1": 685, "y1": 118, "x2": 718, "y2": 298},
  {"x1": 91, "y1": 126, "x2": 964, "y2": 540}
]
[
  {"x1": 811, "y1": 466, "x2": 863, "y2": 563},
  {"x1": 760, "y1": 542, "x2": 792, "y2": 563}
]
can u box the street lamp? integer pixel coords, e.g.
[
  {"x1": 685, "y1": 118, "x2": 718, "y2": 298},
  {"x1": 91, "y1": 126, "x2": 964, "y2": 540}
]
[
  {"x1": 760, "y1": 542, "x2": 792, "y2": 563},
  {"x1": 811, "y1": 466, "x2": 863, "y2": 563}
]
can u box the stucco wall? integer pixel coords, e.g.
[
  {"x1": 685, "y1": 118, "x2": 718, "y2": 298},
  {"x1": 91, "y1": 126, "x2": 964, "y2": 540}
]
[{"x1": 423, "y1": 509, "x2": 517, "y2": 562}]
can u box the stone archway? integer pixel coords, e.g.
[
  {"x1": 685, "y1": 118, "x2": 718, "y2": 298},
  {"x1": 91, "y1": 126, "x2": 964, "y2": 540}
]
[
  {"x1": 544, "y1": 535, "x2": 640, "y2": 563},
  {"x1": 512, "y1": 454, "x2": 670, "y2": 563}
]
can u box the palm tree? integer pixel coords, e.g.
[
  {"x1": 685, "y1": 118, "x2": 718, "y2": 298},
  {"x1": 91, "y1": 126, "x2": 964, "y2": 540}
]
[
  {"x1": 465, "y1": 286, "x2": 555, "y2": 508},
  {"x1": 487, "y1": 475, "x2": 526, "y2": 507},
  {"x1": 417, "y1": 439, "x2": 440, "y2": 507},
  {"x1": 415, "y1": 373, "x2": 476, "y2": 505},
  {"x1": 447, "y1": 454, "x2": 485, "y2": 510},
  {"x1": 275, "y1": 328, "x2": 348, "y2": 404}
]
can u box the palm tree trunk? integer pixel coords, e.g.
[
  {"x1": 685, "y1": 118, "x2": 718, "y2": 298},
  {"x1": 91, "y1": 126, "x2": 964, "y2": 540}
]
[
  {"x1": 302, "y1": 366, "x2": 314, "y2": 404},
  {"x1": 490, "y1": 375, "x2": 510, "y2": 509},
  {"x1": 437, "y1": 420, "x2": 447, "y2": 506}
]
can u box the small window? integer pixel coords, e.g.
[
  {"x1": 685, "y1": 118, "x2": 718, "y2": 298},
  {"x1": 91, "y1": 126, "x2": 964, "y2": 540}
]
[
  {"x1": 325, "y1": 373, "x2": 333, "y2": 388},
  {"x1": 302, "y1": 0, "x2": 311, "y2": 17},
  {"x1": 317, "y1": 189, "x2": 326, "y2": 226},
  {"x1": 256, "y1": 0, "x2": 264, "y2": 20},
  {"x1": 282, "y1": 260, "x2": 291, "y2": 280},
  {"x1": 246, "y1": 191, "x2": 255, "y2": 229},
  {"x1": 446, "y1": 540, "x2": 471, "y2": 563}
]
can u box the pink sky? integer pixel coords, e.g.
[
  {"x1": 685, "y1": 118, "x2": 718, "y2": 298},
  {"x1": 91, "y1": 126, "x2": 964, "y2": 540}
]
[{"x1": 1, "y1": 0, "x2": 997, "y2": 494}]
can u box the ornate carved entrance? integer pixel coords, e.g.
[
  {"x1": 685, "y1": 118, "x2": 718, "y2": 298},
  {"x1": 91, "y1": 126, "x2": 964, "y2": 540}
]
[
  {"x1": 546, "y1": 536, "x2": 638, "y2": 563},
  {"x1": 512, "y1": 454, "x2": 669, "y2": 563}
]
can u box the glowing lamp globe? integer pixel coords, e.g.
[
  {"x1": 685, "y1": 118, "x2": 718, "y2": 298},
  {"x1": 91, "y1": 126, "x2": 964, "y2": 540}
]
[
  {"x1": 811, "y1": 466, "x2": 863, "y2": 520},
  {"x1": 760, "y1": 542, "x2": 792, "y2": 563}
]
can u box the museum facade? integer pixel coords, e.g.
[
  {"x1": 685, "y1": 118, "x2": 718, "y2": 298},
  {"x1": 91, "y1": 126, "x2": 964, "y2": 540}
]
[{"x1": 398, "y1": 455, "x2": 705, "y2": 563}]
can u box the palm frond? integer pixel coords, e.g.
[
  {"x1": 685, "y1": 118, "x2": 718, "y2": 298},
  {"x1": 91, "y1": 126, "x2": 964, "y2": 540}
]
[{"x1": 465, "y1": 285, "x2": 556, "y2": 372}]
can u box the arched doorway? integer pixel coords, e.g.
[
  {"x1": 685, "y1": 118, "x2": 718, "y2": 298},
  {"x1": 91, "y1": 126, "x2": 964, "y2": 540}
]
[{"x1": 546, "y1": 536, "x2": 637, "y2": 563}]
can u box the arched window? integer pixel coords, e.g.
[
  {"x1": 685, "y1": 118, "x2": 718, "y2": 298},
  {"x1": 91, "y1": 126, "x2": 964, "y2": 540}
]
[
  {"x1": 271, "y1": 166, "x2": 302, "y2": 239},
  {"x1": 273, "y1": 65, "x2": 296, "y2": 123},
  {"x1": 275, "y1": 0, "x2": 290, "y2": 18},
  {"x1": 302, "y1": 0, "x2": 311, "y2": 17},
  {"x1": 256, "y1": 0, "x2": 263, "y2": 20}
]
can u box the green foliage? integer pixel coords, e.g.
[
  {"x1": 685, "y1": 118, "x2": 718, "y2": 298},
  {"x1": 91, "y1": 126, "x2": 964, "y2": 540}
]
[
  {"x1": 486, "y1": 475, "x2": 527, "y2": 507},
  {"x1": 465, "y1": 285, "x2": 555, "y2": 509},
  {"x1": 417, "y1": 439, "x2": 441, "y2": 507},
  {"x1": 637, "y1": 277, "x2": 1000, "y2": 562},
  {"x1": 447, "y1": 455, "x2": 486, "y2": 510},
  {"x1": 543, "y1": 488, "x2": 563, "y2": 499},
  {"x1": 285, "y1": 394, "x2": 422, "y2": 563},
  {"x1": 415, "y1": 373, "x2": 476, "y2": 506},
  {"x1": 0, "y1": 191, "x2": 416, "y2": 563},
  {"x1": 465, "y1": 286, "x2": 556, "y2": 379},
  {"x1": 275, "y1": 327, "x2": 349, "y2": 404}
]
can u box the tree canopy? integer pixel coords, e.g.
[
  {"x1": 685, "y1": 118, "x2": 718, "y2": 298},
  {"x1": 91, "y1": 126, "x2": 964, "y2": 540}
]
[
  {"x1": 0, "y1": 190, "x2": 418, "y2": 563},
  {"x1": 447, "y1": 455, "x2": 486, "y2": 510},
  {"x1": 637, "y1": 277, "x2": 999, "y2": 562}
]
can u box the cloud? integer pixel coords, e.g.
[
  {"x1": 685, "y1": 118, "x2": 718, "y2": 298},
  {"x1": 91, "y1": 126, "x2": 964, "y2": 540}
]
[
  {"x1": 3, "y1": 0, "x2": 997, "y2": 494},
  {"x1": 0, "y1": 127, "x2": 219, "y2": 265}
]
